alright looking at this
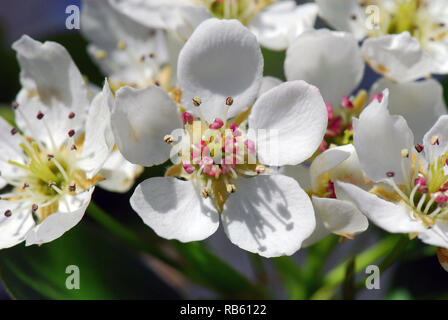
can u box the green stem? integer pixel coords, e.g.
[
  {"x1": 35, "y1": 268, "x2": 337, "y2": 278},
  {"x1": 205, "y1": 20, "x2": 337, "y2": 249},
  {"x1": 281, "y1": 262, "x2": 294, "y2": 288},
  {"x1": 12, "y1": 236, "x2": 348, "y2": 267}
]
[
  {"x1": 249, "y1": 253, "x2": 267, "y2": 284},
  {"x1": 87, "y1": 202, "x2": 181, "y2": 269},
  {"x1": 354, "y1": 234, "x2": 410, "y2": 293},
  {"x1": 311, "y1": 234, "x2": 408, "y2": 300}
]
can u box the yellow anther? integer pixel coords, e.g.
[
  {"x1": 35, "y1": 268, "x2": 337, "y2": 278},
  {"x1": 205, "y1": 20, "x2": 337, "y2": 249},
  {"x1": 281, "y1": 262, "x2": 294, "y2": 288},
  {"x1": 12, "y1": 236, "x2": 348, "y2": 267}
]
[
  {"x1": 95, "y1": 50, "x2": 107, "y2": 59},
  {"x1": 117, "y1": 41, "x2": 127, "y2": 50},
  {"x1": 431, "y1": 135, "x2": 439, "y2": 145},
  {"x1": 164, "y1": 135, "x2": 174, "y2": 144},
  {"x1": 192, "y1": 96, "x2": 202, "y2": 107},
  {"x1": 226, "y1": 184, "x2": 236, "y2": 194},
  {"x1": 401, "y1": 148, "x2": 409, "y2": 158},
  {"x1": 255, "y1": 164, "x2": 265, "y2": 174},
  {"x1": 201, "y1": 188, "x2": 209, "y2": 199}
]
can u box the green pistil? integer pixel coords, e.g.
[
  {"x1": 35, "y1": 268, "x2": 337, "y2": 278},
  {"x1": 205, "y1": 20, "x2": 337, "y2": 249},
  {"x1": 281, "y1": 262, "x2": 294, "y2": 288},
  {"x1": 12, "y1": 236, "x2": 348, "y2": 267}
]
[
  {"x1": 428, "y1": 151, "x2": 448, "y2": 194},
  {"x1": 333, "y1": 129, "x2": 354, "y2": 146},
  {"x1": 8, "y1": 142, "x2": 71, "y2": 195},
  {"x1": 205, "y1": 0, "x2": 264, "y2": 25},
  {"x1": 388, "y1": 0, "x2": 419, "y2": 36}
]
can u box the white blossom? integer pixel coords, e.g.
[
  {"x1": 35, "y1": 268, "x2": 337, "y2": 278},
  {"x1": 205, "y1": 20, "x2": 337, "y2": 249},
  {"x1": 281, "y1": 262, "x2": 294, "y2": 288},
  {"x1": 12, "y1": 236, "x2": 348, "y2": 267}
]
[{"x1": 111, "y1": 19, "x2": 328, "y2": 257}]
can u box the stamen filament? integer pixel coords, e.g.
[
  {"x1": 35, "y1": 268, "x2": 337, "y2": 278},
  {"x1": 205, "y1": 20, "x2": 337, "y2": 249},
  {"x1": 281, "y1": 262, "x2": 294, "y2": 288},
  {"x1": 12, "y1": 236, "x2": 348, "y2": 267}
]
[
  {"x1": 51, "y1": 158, "x2": 69, "y2": 182},
  {"x1": 423, "y1": 197, "x2": 435, "y2": 215},
  {"x1": 417, "y1": 194, "x2": 427, "y2": 212}
]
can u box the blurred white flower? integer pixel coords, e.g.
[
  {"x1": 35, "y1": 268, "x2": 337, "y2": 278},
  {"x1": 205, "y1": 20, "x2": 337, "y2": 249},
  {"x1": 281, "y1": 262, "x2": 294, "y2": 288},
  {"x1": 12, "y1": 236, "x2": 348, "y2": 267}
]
[
  {"x1": 0, "y1": 36, "x2": 114, "y2": 248},
  {"x1": 337, "y1": 89, "x2": 448, "y2": 251},
  {"x1": 316, "y1": 0, "x2": 448, "y2": 80},
  {"x1": 285, "y1": 29, "x2": 365, "y2": 107},
  {"x1": 285, "y1": 28, "x2": 446, "y2": 146},
  {"x1": 285, "y1": 28, "x2": 368, "y2": 152},
  {"x1": 109, "y1": 0, "x2": 318, "y2": 50},
  {"x1": 111, "y1": 19, "x2": 328, "y2": 257},
  {"x1": 81, "y1": 0, "x2": 172, "y2": 91}
]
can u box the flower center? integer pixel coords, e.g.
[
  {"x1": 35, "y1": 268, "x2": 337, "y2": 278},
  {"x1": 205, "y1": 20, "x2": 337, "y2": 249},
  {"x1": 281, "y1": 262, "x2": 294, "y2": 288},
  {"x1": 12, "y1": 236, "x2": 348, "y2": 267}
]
[
  {"x1": 319, "y1": 90, "x2": 370, "y2": 154},
  {"x1": 199, "y1": 0, "x2": 276, "y2": 25},
  {"x1": 372, "y1": 142, "x2": 448, "y2": 227},
  {"x1": 2, "y1": 106, "x2": 102, "y2": 224},
  {"x1": 165, "y1": 96, "x2": 266, "y2": 212}
]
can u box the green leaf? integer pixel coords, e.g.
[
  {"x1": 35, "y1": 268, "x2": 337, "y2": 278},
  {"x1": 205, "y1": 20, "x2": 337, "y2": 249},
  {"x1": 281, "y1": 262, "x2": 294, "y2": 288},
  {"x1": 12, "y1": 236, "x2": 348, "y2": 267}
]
[
  {"x1": 174, "y1": 242, "x2": 262, "y2": 298},
  {"x1": 273, "y1": 256, "x2": 306, "y2": 300},
  {"x1": 311, "y1": 234, "x2": 403, "y2": 299},
  {"x1": 88, "y1": 202, "x2": 257, "y2": 297},
  {"x1": 0, "y1": 223, "x2": 180, "y2": 300},
  {"x1": 261, "y1": 47, "x2": 286, "y2": 81},
  {"x1": 387, "y1": 288, "x2": 412, "y2": 300},
  {"x1": 0, "y1": 106, "x2": 15, "y2": 126}
]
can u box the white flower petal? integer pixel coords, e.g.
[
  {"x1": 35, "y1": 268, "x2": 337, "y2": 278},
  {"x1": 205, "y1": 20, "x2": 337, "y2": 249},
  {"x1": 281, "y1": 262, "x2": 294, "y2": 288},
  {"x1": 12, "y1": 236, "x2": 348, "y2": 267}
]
[
  {"x1": 12, "y1": 35, "x2": 89, "y2": 147},
  {"x1": 312, "y1": 196, "x2": 368, "y2": 237},
  {"x1": 0, "y1": 201, "x2": 35, "y2": 249},
  {"x1": 110, "y1": 0, "x2": 196, "y2": 30},
  {"x1": 257, "y1": 76, "x2": 282, "y2": 98},
  {"x1": 98, "y1": 149, "x2": 144, "y2": 193},
  {"x1": 309, "y1": 145, "x2": 351, "y2": 191},
  {"x1": 418, "y1": 222, "x2": 448, "y2": 249},
  {"x1": 166, "y1": 5, "x2": 211, "y2": 41},
  {"x1": 25, "y1": 189, "x2": 94, "y2": 246},
  {"x1": 78, "y1": 81, "x2": 115, "y2": 177},
  {"x1": 222, "y1": 174, "x2": 315, "y2": 258},
  {"x1": 177, "y1": 18, "x2": 263, "y2": 123},
  {"x1": 361, "y1": 32, "x2": 433, "y2": 83},
  {"x1": 130, "y1": 177, "x2": 219, "y2": 242},
  {"x1": 249, "y1": 80, "x2": 327, "y2": 166},
  {"x1": 281, "y1": 164, "x2": 312, "y2": 191},
  {"x1": 354, "y1": 89, "x2": 414, "y2": 184},
  {"x1": 249, "y1": 1, "x2": 318, "y2": 51},
  {"x1": 427, "y1": 0, "x2": 448, "y2": 20},
  {"x1": 285, "y1": 29, "x2": 364, "y2": 105},
  {"x1": 12, "y1": 35, "x2": 89, "y2": 111},
  {"x1": 336, "y1": 181, "x2": 426, "y2": 234},
  {"x1": 0, "y1": 117, "x2": 27, "y2": 181},
  {"x1": 112, "y1": 85, "x2": 181, "y2": 167},
  {"x1": 371, "y1": 78, "x2": 446, "y2": 143},
  {"x1": 82, "y1": 0, "x2": 166, "y2": 55},
  {"x1": 82, "y1": 0, "x2": 169, "y2": 86},
  {"x1": 326, "y1": 144, "x2": 367, "y2": 187},
  {"x1": 301, "y1": 211, "x2": 330, "y2": 248},
  {"x1": 422, "y1": 115, "x2": 448, "y2": 163},
  {"x1": 426, "y1": 41, "x2": 448, "y2": 75},
  {"x1": 315, "y1": 0, "x2": 366, "y2": 40}
]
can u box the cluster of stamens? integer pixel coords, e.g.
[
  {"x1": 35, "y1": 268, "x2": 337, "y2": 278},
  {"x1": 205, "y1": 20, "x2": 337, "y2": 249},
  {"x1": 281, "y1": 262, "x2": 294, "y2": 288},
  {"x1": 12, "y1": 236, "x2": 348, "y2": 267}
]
[
  {"x1": 164, "y1": 96, "x2": 267, "y2": 211},
  {"x1": 200, "y1": 0, "x2": 276, "y2": 25},
  {"x1": 2, "y1": 102, "x2": 82, "y2": 223},
  {"x1": 380, "y1": 137, "x2": 448, "y2": 226},
  {"x1": 320, "y1": 90, "x2": 376, "y2": 153}
]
